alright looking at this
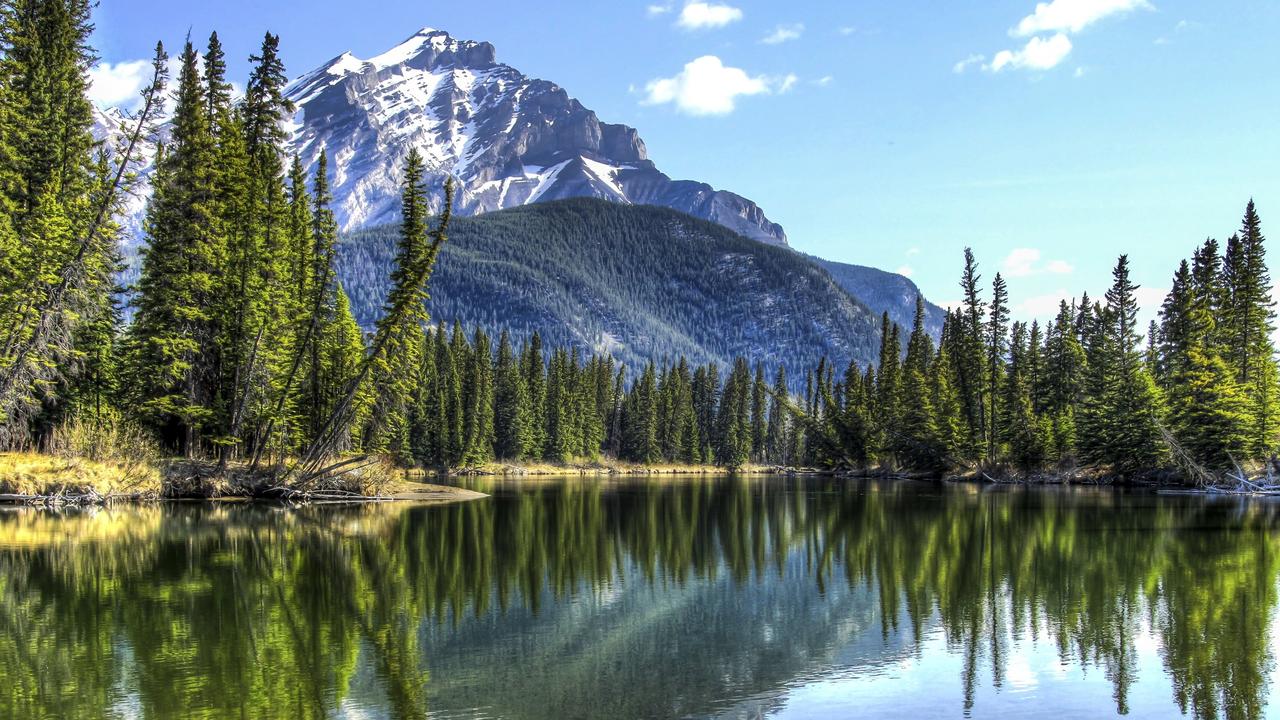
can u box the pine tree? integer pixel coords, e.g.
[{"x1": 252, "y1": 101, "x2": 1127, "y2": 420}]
[
  {"x1": 1000, "y1": 322, "x2": 1048, "y2": 473},
  {"x1": 986, "y1": 272, "x2": 1009, "y2": 462},
  {"x1": 494, "y1": 330, "x2": 530, "y2": 460},
  {"x1": 895, "y1": 296, "x2": 944, "y2": 471},
  {"x1": 956, "y1": 248, "x2": 988, "y2": 460},
  {"x1": 460, "y1": 327, "x2": 494, "y2": 466},
  {"x1": 126, "y1": 41, "x2": 221, "y2": 454},
  {"x1": 365, "y1": 150, "x2": 432, "y2": 463},
  {"x1": 522, "y1": 332, "x2": 547, "y2": 458},
  {"x1": 750, "y1": 364, "x2": 766, "y2": 462},
  {"x1": 1082, "y1": 256, "x2": 1165, "y2": 475},
  {"x1": 1162, "y1": 255, "x2": 1250, "y2": 471},
  {"x1": 716, "y1": 358, "x2": 752, "y2": 469},
  {"x1": 1042, "y1": 300, "x2": 1085, "y2": 460},
  {"x1": 765, "y1": 366, "x2": 789, "y2": 465},
  {"x1": 1221, "y1": 202, "x2": 1279, "y2": 456},
  {"x1": 0, "y1": 1, "x2": 159, "y2": 443},
  {"x1": 875, "y1": 314, "x2": 901, "y2": 464}
]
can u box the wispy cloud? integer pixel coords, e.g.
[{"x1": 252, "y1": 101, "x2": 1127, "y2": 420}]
[
  {"x1": 971, "y1": 0, "x2": 1153, "y2": 75},
  {"x1": 1001, "y1": 248, "x2": 1075, "y2": 277},
  {"x1": 88, "y1": 59, "x2": 154, "y2": 110},
  {"x1": 987, "y1": 33, "x2": 1073, "y2": 72},
  {"x1": 813, "y1": 75, "x2": 834, "y2": 87},
  {"x1": 644, "y1": 56, "x2": 790, "y2": 115},
  {"x1": 953, "y1": 54, "x2": 985, "y2": 74},
  {"x1": 1015, "y1": 289, "x2": 1075, "y2": 319},
  {"x1": 676, "y1": 1, "x2": 743, "y2": 30},
  {"x1": 762, "y1": 23, "x2": 804, "y2": 45},
  {"x1": 1156, "y1": 18, "x2": 1200, "y2": 45},
  {"x1": 1012, "y1": 0, "x2": 1154, "y2": 37},
  {"x1": 647, "y1": 3, "x2": 673, "y2": 17},
  {"x1": 90, "y1": 55, "x2": 243, "y2": 113}
]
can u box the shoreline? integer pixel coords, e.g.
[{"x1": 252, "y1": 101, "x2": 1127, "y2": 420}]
[
  {"x1": 0, "y1": 452, "x2": 489, "y2": 507},
  {"x1": 4, "y1": 451, "x2": 1271, "y2": 505}
]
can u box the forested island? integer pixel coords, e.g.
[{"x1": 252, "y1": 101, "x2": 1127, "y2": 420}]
[{"x1": 1, "y1": 5, "x2": 1278, "y2": 501}]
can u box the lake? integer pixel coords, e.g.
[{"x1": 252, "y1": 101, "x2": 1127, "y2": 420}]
[{"x1": 0, "y1": 476, "x2": 1276, "y2": 719}]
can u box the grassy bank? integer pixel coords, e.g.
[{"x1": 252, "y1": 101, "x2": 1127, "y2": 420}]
[
  {"x1": 442, "y1": 460, "x2": 791, "y2": 477},
  {"x1": 0, "y1": 452, "x2": 488, "y2": 505},
  {"x1": 0, "y1": 452, "x2": 161, "y2": 501}
]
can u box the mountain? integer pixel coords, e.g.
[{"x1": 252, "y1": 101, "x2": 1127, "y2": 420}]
[
  {"x1": 285, "y1": 27, "x2": 787, "y2": 245},
  {"x1": 814, "y1": 259, "x2": 948, "y2": 339},
  {"x1": 338, "y1": 199, "x2": 879, "y2": 373},
  {"x1": 92, "y1": 106, "x2": 159, "y2": 283},
  {"x1": 94, "y1": 27, "x2": 943, "y2": 369}
]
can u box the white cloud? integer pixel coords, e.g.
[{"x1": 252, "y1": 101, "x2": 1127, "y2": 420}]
[
  {"x1": 896, "y1": 265, "x2": 915, "y2": 278},
  {"x1": 88, "y1": 59, "x2": 153, "y2": 110},
  {"x1": 987, "y1": 33, "x2": 1073, "y2": 72},
  {"x1": 762, "y1": 23, "x2": 804, "y2": 45},
  {"x1": 647, "y1": 3, "x2": 673, "y2": 16},
  {"x1": 813, "y1": 75, "x2": 834, "y2": 87},
  {"x1": 1012, "y1": 0, "x2": 1154, "y2": 37},
  {"x1": 1001, "y1": 248, "x2": 1075, "y2": 277},
  {"x1": 838, "y1": 26, "x2": 856, "y2": 36},
  {"x1": 644, "y1": 56, "x2": 785, "y2": 115},
  {"x1": 778, "y1": 73, "x2": 799, "y2": 93},
  {"x1": 1015, "y1": 289, "x2": 1074, "y2": 319},
  {"x1": 953, "y1": 54, "x2": 985, "y2": 74},
  {"x1": 677, "y1": 1, "x2": 743, "y2": 30},
  {"x1": 1003, "y1": 248, "x2": 1042, "y2": 277}
]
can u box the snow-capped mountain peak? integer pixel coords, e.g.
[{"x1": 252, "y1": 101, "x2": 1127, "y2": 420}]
[{"x1": 283, "y1": 28, "x2": 787, "y2": 245}]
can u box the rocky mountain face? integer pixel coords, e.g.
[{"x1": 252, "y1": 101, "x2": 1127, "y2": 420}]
[{"x1": 285, "y1": 28, "x2": 788, "y2": 245}]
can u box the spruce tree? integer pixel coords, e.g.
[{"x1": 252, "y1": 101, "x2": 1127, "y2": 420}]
[
  {"x1": 957, "y1": 248, "x2": 988, "y2": 460},
  {"x1": 895, "y1": 296, "x2": 944, "y2": 471},
  {"x1": 494, "y1": 330, "x2": 531, "y2": 460},
  {"x1": 1162, "y1": 255, "x2": 1250, "y2": 471},
  {"x1": 766, "y1": 366, "x2": 789, "y2": 465},
  {"x1": 522, "y1": 332, "x2": 547, "y2": 458},
  {"x1": 986, "y1": 272, "x2": 1009, "y2": 462},
  {"x1": 126, "y1": 41, "x2": 221, "y2": 454},
  {"x1": 1084, "y1": 256, "x2": 1165, "y2": 475},
  {"x1": 1221, "y1": 202, "x2": 1279, "y2": 456}
]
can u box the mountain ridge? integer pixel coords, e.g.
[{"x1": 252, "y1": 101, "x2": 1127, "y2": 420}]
[{"x1": 285, "y1": 27, "x2": 788, "y2": 245}]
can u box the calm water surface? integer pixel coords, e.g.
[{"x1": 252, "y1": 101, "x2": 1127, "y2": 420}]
[{"x1": 1, "y1": 476, "x2": 1278, "y2": 719}]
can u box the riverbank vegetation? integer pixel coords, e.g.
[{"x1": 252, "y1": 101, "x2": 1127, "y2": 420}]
[
  {"x1": 787, "y1": 215, "x2": 1280, "y2": 489},
  {"x1": 0, "y1": 5, "x2": 1277, "y2": 493}
]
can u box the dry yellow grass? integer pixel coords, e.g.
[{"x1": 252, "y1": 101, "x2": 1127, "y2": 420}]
[
  {"x1": 444, "y1": 460, "x2": 774, "y2": 477},
  {"x1": 0, "y1": 452, "x2": 161, "y2": 497}
]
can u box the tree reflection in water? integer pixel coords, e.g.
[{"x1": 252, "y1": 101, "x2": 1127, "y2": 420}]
[{"x1": 0, "y1": 477, "x2": 1275, "y2": 719}]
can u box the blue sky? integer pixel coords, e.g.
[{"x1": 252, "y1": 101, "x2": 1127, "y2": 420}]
[{"x1": 88, "y1": 1, "x2": 1280, "y2": 323}]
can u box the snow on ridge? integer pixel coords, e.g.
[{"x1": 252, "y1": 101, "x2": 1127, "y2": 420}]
[
  {"x1": 581, "y1": 156, "x2": 628, "y2": 201},
  {"x1": 527, "y1": 160, "x2": 574, "y2": 203},
  {"x1": 368, "y1": 28, "x2": 454, "y2": 70}
]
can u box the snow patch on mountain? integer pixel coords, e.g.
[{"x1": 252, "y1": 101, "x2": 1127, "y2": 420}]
[{"x1": 283, "y1": 27, "x2": 788, "y2": 245}]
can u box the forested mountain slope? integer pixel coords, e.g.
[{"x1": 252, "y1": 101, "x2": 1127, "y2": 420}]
[
  {"x1": 814, "y1": 258, "x2": 947, "y2": 339},
  {"x1": 339, "y1": 199, "x2": 881, "y2": 372}
]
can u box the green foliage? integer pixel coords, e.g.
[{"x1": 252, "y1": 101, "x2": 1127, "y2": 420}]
[{"x1": 338, "y1": 199, "x2": 882, "y2": 377}]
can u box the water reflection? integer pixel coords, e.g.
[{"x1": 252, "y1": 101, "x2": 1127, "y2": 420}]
[{"x1": 0, "y1": 478, "x2": 1276, "y2": 719}]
